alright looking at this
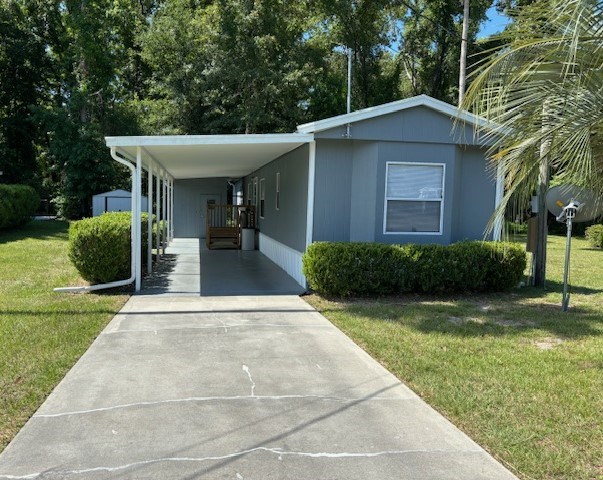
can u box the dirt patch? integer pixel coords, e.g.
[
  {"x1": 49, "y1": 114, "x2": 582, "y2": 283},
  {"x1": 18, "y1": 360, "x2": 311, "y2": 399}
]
[
  {"x1": 534, "y1": 337, "x2": 565, "y2": 350},
  {"x1": 493, "y1": 319, "x2": 537, "y2": 327},
  {"x1": 446, "y1": 316, "x2": 484, "y2": 326}
]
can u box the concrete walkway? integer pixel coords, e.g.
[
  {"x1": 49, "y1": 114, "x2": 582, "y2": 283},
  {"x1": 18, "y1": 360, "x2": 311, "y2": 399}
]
[
  {"x1": 141, "y1": 238, "x2": 305, "y2": 296},
  {"x1": 0, "y1": 295, "x2": 517, "y2": 479}
]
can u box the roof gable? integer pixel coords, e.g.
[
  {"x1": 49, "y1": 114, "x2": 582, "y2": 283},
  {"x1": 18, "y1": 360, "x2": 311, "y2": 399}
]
[{"x1": 296, "y1": 94, "x2": 488, "y2": 134}]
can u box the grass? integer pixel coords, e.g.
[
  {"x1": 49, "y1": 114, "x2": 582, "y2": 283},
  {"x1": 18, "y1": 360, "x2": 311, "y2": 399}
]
[
  {"x1": 0, "y1": 220, "x2": 129, "y2": 452},
  {"x1": 306, "y1": 234, "x2": 603, "y2": 480}
]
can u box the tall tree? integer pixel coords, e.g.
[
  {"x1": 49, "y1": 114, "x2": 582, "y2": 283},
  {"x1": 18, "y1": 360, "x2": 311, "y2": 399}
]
[
  {"x1": 313, "y1": 0, "x2": 400, "y2": 111},
  {"x1": 462, "y1": 0, "x2": 603, "y2": 286},
  {"x1": 0, "y1": 0, "x2": 49, "y2": 186},
  {"x1": 143, "y1": 0, "x2": 322, "y2": 134},
  {"x1": 33, "y1": 0, "x2": 154, "y2": 218},
  {"x1": 398, "y1": 0, "x2": 491, "y2": 104}
]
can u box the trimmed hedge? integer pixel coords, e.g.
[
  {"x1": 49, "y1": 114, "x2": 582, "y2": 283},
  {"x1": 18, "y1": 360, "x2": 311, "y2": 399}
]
[
  {"x1": 68, "y1": 212, "x2": 165, "y2": 284},
  {"x1": 0, "y1": 184, "x2": 40, "y2": 230},
  {"x1": 585, "y1": 224, "x2": 603, "y2": 248},
  {"x1": 302, "y1": 241, "x2": 527, "y2": 297}
]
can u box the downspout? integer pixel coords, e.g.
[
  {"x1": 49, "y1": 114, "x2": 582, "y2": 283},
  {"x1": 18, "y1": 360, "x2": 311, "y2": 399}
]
[{"x1": 54, "y1": 147, "x2": 136, "y2": 293}]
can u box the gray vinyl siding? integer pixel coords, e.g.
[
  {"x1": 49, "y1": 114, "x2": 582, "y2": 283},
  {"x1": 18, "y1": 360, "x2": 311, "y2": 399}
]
[
  {"x1": 313, "y1": 106, "x2": 484, "y2": 146},
  {"x1": 350, "y1": 142, "x2": 379, "y2": 241},
  {"x1": 451, "y1": 146, "x2": 496, "y2": 241},
  {"x1": 174, "y1": 178, "x2": 228, "y2": 237},
  {"x1": 311, "y1": 111, "x2": 496, "y2": 245},
  {"x1": 245, "y1": 144, "x2": 309, "y2": 252},
  {"x1": 312, "y1": 140, "x2": 353, "y2": 242}
]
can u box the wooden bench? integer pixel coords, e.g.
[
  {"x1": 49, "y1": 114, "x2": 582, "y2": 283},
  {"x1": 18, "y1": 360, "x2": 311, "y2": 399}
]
[{"x1": 206, "y1": 226, "x2": 240, "y2": 249}]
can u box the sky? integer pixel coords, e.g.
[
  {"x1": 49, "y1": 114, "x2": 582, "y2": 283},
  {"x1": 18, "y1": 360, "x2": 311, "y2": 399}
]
[{"x1": 478, "y1": 6, "x2": 511, "y2": 38}]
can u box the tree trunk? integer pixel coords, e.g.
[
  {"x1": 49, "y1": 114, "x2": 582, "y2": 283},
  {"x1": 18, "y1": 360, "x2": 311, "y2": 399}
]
[{"x1": 534, "y1": 110, "x2": 551, "y2": 287}]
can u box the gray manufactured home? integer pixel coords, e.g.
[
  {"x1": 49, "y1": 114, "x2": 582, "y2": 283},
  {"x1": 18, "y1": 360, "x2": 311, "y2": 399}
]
[{"x1": 105, "y1": 95, "x2": 502, "y2": 291}]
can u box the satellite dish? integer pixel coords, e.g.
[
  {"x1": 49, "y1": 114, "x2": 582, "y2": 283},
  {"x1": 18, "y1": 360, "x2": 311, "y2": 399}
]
[{"x1": 545, "y1": 185, "x2": 603, "y2": 223}]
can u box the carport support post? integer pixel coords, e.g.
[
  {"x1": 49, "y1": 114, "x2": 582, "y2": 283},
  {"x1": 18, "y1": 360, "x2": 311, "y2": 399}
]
[
  {"x1": 170, "y1": 178, "x2": 174, "y2": 241},
  {"x1": 147, "y1": 160, "x2": 153, "y2": 273},
  {"x1": 170, "y1": 178, "x2": 174, "y2": 242},
  {"x1": 165, "y1": 174, "x2": 172, "y2": 243},
  {"x1": 162, "y1": 171, "x2": 167, "y2": 255},
  {"x1": 304, "y1": 140, "x2": 316, "y2": 289},
  {"x1": 156, "y1": 170, "x2": 161, "y2": 261},
  {"x1": 135, "y1": 147, "x2": 143, "y2": 292}
]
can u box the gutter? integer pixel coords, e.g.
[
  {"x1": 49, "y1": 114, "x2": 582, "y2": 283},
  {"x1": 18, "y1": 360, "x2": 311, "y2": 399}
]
[{"x1": 54, "y1": 147, "x2": 137, "y2": 293}]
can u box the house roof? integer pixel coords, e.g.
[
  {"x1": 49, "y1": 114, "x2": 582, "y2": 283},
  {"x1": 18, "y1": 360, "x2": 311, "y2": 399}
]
[
  {"x1": 93, "y1": 189, "x2": 131, "y2": 197},
  {"x1": 105, "y1": 95, "x2": 493, "y2": 179},
  {"x1": 296, "y1": 94, "x2": 489, "y2": 134},
  {"x1": 105, "y1": 134, "x2": 313, "y2": 179}
]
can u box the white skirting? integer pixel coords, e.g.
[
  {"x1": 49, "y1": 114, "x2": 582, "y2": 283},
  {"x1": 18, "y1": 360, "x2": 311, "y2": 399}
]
[{"x1": 258, "y1": 233, "x2": 306, "y2": 288}]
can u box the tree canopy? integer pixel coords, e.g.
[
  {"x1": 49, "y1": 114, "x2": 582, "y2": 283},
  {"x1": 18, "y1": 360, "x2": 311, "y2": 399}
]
[
  {"x1": 464, "y1": 0, "x2": 603, "y2": 218},
  {"x1": 0, "y1": 0, "x2": 494, "y2": 218}
]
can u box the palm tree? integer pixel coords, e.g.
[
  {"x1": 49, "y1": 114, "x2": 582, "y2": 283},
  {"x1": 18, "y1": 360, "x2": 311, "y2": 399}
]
[{"x1": 462, "y1": 0, "x2": 603, "y2": 286}]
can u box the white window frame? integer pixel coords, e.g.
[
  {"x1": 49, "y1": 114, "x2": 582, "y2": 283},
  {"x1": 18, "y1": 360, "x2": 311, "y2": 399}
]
[
  {"x1": 275, "y1": 172, "x2": 280, "y2": 211},
  {"x1": 383, "y1": 161, "x2": 445, "y2": 235},
  {"x1": 259, "y1": 178, "x2": 266, "y2": 218}
]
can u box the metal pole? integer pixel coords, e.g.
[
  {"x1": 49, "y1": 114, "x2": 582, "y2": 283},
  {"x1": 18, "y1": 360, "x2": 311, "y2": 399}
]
[
  {"x1": 347, "y1": 48, "x2": 352, "y2": 115},
  {"x1": 561, "y1": 215, "x2": 573, "y2": 311}
]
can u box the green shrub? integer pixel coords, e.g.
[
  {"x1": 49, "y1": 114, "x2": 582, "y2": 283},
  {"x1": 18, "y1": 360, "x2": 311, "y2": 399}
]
[
  {"x1": 301, "y1": 242, "x2": 412, "y2": 296},
  {"x1": 585, "y1": 224, "x2": 603, "y2": 248},
  {"x1": 68, "y1": 212, "x2": 161, "y2": 284},
  {"x1": 507, "y1": 221, "x2": 528, "y2": 234},
  {"x1": 303, "y1": 241, "x2": 527, "y2": 297},
  {"x1": 0, "y1": 184, "x2": 40, "y2": 230}
]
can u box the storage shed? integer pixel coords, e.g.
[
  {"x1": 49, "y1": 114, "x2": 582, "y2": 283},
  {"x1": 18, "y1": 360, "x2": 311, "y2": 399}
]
[{"x1": 92, "y1": 189, "x2": 148, "y2": 217}]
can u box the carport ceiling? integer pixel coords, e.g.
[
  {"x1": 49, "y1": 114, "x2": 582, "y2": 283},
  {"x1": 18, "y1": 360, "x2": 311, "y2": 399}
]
[{"x1": 105, "y1": 134, "x2": 314, "y2": 179}]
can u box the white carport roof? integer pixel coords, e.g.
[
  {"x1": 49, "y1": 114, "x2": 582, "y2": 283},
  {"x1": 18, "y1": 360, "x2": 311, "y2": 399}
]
[{"x1": 105, "y1": 133, "x2": 314, "y2": 179}]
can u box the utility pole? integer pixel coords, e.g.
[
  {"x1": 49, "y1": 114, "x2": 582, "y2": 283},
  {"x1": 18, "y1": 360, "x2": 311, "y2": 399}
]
[{"x1": 458, "y1": 0, "x2": 470, "y2": 105}]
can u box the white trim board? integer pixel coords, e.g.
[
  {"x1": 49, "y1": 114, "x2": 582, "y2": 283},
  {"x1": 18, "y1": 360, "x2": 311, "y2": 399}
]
[
  {"x1": 259, "y1": 233, "x2": 306, "y2": 288},
  {"x1": 106, "y1": 133, "x2": 314, "y2": 147}
]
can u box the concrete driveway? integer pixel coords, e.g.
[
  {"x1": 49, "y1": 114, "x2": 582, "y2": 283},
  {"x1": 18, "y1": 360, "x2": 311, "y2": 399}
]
[{"x1": 0, "y1": 295, "x2": 517, "y2": 479}]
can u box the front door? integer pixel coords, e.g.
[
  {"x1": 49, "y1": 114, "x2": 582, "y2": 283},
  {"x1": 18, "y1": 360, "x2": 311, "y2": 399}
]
[{"x1": 199, "y1": 194, "x2": 220, "y2": 238}]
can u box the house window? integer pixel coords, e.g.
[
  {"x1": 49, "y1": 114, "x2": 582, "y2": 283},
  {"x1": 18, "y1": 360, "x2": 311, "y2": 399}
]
[
  {"x1": 259, "y1": 178, "x2": 265, "y2": 218},
  {"x1": 384, "y1": 162, "x2": 445, "y2": 234},
  {"x1": 275, "y1": 172, "x2": 280, "y2": 210},
  {"x1": 247, "y1": 182, "x2": 252, "y2": 205}
]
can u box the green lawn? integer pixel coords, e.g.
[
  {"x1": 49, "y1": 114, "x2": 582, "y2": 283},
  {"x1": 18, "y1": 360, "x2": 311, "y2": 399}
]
[
  {"x1": 0, "y1": 220, "x2": 129, "y2": 451},
  {"x1": 306, "y1": 235, "x2": 603, "y2": 480}
]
